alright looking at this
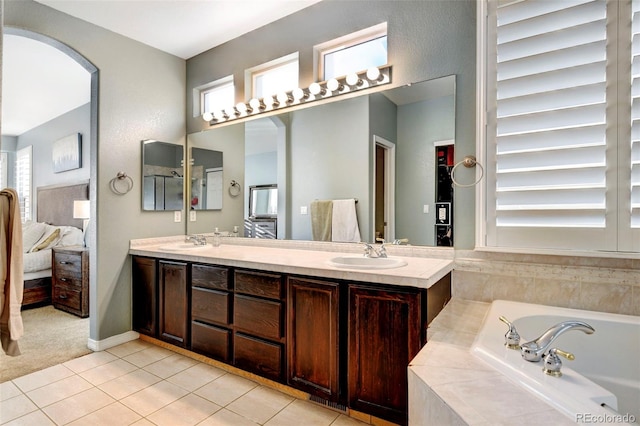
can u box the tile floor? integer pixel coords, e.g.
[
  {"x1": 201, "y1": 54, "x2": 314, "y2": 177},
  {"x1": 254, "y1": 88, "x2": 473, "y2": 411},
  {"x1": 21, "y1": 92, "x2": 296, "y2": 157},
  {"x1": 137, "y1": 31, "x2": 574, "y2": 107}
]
[{"x1": 0, "y1": 340, "x2": 369, "y2": 426}]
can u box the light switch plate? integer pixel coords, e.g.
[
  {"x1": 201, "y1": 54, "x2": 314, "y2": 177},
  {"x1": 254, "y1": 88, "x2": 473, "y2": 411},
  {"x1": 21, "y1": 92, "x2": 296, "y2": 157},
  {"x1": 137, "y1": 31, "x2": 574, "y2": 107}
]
[
  {"x1": 423, "y1": 205, "x2": 429, "y2": 214},
  {"x1": 300, "y1": 206, "x2": 308, "y2": 215},
  {"x1": 174, "y1": 211, "x2": 182, "y2": 222},
  {"x1": 190, "y1": 210, "x2": 197, "y2": 222}
]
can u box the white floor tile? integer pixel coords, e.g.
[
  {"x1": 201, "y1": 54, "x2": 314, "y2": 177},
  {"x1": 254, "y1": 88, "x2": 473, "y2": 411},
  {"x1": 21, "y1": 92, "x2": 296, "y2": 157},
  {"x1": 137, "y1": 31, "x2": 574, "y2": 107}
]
[
  {"x1": 165, "y1": 362, "x2": 227, "y2": 392},
  {"x1": 98, "y1": 369, "x2": 162, "y2": 400},
  {"x1": 0, "y1": 381, "x2": 22, "y2": 402},
  {"x1": 143, "y1": 353, "x2": 198, "y2": 379},
  {"x1": 120, "y1": 380, "x2": 189, "y2": 417},
  {"x1": 198, "y1": 408, "x2": 261, "y2": 426},
  {"x1": 63, "y1": 351, "x2": 118, "y2": 373},
  {"x1": 0, "y1": 394, "x2": 38, "y2": 424},
  {"x1": 1, "y1": 409, "x2": 56, "y2": 426},
  {"x1": 26, "y1": 374, "x2": 93, "y2": 408},
  {"x1": 194, "y1": 373, "x2": 258, "y2": 406},
  {"x1": 79, "y1": 358, "x2": 138, "y2": 386},
  {"x1": 264, "y1": 399, "x2": 340, "y2": 426},
  {"x1": 226, "y1": 386, "x2": 295, "y2": 424},
  {"x1": 146, "y1": 393, "x2": 221, "y2": 426},
  {"x1": 11, "y1": 364, "x2": 75, "y2": 393},
  {"x1": 67, "y1": 402, "x2": 142, "y2": 426},
  {"x1": 42, "y1": 387, "x2": 115, "y2": 425}
]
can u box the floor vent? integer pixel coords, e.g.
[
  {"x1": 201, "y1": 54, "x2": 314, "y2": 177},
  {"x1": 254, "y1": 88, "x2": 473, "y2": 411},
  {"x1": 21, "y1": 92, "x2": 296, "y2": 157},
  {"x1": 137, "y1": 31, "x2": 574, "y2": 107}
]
[{"x1": 309, "y1": 395, "x2": 348, "y2": 413}]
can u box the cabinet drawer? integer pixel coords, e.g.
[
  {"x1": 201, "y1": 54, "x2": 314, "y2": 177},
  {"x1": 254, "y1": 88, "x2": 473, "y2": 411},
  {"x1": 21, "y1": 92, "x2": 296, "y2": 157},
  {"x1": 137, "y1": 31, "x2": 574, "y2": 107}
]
[
  {"x1": 235, "y1": 270, "x2": 282, "y2": 299},
  {"x1": 53, "y1": 285, "x2": 82, "y2": 311},
  {"x1": 54, "y1": 274, "x2": 83, "y2": 289},
  {"x1": 234, "y1": 295, "x2": 282, "y2": 340},
  {"x1": 192, "y1": 264, "x2": 229, "y2": 290},
  {"x1": 234, "y1": 333, "x2": 283, "y2": 381},
  {"x1": 192, "y1": 287, "x2": 230, "y2": 325},
  {"x1": 53, "y1": 253, "x2": 82, "y2": 277},
  {"x1": 191, "y1": 321, "x2": 231, "y2": 362}
]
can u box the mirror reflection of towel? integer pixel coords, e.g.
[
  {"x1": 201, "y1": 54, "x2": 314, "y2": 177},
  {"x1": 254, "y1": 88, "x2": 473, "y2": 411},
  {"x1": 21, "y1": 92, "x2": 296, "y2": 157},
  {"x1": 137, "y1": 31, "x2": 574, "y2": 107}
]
[
  {"x1": 311, "y1": 200, "x2": 333, "y2": 241},
  {"x1": 332, "y1": 199, "x2": 361, "y2": 242}
]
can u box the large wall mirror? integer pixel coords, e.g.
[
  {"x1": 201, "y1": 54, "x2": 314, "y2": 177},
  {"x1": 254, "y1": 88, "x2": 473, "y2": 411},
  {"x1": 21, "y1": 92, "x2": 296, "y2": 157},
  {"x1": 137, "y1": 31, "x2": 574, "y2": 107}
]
[
  {"x1": 185, "y1": 75, "x2": 455, "y2": 247},
  {"x1": 189, "y1": 147, "x2": 223, "y2": 210},
  {"x1": 142, "y1": 140, "x2": 184, "y2": 211}
]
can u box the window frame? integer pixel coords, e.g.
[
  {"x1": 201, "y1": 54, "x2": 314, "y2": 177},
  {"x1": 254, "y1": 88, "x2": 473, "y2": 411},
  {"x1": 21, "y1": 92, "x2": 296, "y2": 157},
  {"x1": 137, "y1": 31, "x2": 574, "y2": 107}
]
[
  {"x1": 244, "y1": 52, "x2": 299, "y2": 101},
  {"x1": 314, "y1": 22, "x2": 388, "y2": 82},
  {"x1": 0, "y1": 152, "x2": 7, "y2": 189},
  {"x1": 477, "y1": 0, "x2": 639, "y2": 255},
  {"x1": 193, "y1": 75, "x2": 234, "y2": 118},
  {"x1": 15, "y1": 145, "x2": 32, "y2": 223}
]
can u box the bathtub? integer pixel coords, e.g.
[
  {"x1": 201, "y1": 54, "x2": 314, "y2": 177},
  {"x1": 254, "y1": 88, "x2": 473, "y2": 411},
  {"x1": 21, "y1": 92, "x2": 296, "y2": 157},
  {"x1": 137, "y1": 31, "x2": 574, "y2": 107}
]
[{"x1": 472, "y1": 300, "x2": 639, "y2": 424}]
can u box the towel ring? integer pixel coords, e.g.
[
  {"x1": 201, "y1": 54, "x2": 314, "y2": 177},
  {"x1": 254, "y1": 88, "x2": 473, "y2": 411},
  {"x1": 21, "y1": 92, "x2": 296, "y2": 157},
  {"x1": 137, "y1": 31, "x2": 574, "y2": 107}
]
[
  {"x1": 450, "y1": 155, "x2": 484, "y2": 188},
  {"x1": 109, "y1": 172, "x2": 134, "y2": 195},
  {"x1": 229, "y1": 180, "x2": 241, "y2": 197}
]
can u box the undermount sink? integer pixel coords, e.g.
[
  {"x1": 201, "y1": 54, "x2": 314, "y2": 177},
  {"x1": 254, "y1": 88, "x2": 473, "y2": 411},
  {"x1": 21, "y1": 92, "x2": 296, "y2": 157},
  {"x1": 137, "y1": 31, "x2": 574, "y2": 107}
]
[
  {"x1": 157, "y1": 243, "x2": 210, "y2": 251},
  {"x1": 328, "y1": 256, "x2": 407, "y2": 270}
]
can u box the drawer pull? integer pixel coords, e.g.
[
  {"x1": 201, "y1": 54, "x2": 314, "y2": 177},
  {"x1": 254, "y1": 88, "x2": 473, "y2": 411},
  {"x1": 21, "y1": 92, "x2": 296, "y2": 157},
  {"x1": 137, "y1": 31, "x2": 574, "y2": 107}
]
[
  {"x1": 60, "y1": 277, "x2": 68, "y2": 282},
  {"x1": 59, "y1": 294, "x2": 67, "y2": 299},
  {"x1": 59, "y1": 261, "x2": 72, "y2": 265}
]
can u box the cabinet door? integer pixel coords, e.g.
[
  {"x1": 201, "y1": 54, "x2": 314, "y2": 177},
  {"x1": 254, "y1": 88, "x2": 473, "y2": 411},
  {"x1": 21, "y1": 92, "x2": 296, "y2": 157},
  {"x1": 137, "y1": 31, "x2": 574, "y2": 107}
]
[
  {"x1": 287, "y1": 277, "x2": 340, "y2": 402},
  {"x1": 159, "y1": 260, "x2": 188, "y2": 347},
  {"x1": 132, "y1": 256, "x2": 157, "y2": 336},
  {"x1": 348, "y1": 285, "x2": 421, "y2": 425}
]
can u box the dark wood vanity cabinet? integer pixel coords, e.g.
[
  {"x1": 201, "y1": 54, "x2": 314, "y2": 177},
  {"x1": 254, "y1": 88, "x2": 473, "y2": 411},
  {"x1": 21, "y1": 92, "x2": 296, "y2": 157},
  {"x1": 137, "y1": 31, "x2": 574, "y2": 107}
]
[
  {"x1": 132, "y1": 256, "x2": 158, "y2": 336},
  {"x1": 158, "y1": 260, "x2": 189, "y2": 347},
  {"x1": 287, "y1": 276, "x2": 341, "y2": 402},
  {"x1": 233, "y1": 269, "x2": 285, "y2": 381},
  {"x1": 131, "y1": 253, "x2": 450, "y2": 426},
  {"x1": 347, "y1": 284, "x2": 423, "y2": 425},
  {"x1": 190, "y1": 264, "x2": 232, "y2": 362}
]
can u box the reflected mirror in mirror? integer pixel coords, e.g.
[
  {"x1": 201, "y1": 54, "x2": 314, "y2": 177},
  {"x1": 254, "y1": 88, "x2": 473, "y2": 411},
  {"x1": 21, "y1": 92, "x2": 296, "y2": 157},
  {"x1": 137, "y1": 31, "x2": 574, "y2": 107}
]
[
  {"x1": 250, "y1": 184, "x2": 278, "y2": 218},
  {"x1": 190, "y1": 147, "x2": 223, "y2": 210},
  {"x1": 142, "y1": 140, "x2": 184, "y2": 211},
  {"x1": 186, "y1": 75, "x2": 455, "y2": 247}
]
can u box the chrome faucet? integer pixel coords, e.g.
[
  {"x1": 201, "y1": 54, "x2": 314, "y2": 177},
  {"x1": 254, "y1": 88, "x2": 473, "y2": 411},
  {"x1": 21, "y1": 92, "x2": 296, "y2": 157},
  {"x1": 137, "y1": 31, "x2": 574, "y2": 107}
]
[
  {"x1": 363, "y1": 242, "x2": 387, "y2": 258},
  {"x1": 186, "y1": 234, "x2": 207, "y2": 245},
  {"x1": 520, "y1": 320, "x2": 594, "y2": 362}
]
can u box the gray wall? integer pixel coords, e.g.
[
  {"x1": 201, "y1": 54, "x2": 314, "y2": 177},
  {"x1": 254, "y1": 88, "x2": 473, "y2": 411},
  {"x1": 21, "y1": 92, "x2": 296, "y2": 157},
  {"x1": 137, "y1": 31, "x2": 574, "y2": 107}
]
[
  {"x1": 4, "y1": 0, "x2": 186, "y2": 341},
  {"x1": 396, "y1": 95, "x2": 455, "y2": 246},
  {"x1": 16, "y1": 103, "x2": 91, "y2": 217},
  {"x1": 186, "y1": 0, "x2": 477, "y2": 248}
]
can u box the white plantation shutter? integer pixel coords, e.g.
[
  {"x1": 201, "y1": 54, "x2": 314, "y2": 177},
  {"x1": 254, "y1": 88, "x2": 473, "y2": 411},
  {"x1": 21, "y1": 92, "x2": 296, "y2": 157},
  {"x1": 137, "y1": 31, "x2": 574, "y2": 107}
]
[
  {"x1": 631, "y1": 0, "x2": 640, "y2": 233},
  {"x1": 15, "y1": 146, "x2": 32, "y2": 223},
  {"x1": 486, "y1": 0, "x2": 640, "y2": 251}
]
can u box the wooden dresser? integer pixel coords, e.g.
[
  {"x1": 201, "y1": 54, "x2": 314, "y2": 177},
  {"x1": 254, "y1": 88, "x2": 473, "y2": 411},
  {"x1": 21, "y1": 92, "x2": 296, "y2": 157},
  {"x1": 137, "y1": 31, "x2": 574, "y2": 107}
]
[{"x1": 52, "y1": 246, "x2": 89, "y2": 318}]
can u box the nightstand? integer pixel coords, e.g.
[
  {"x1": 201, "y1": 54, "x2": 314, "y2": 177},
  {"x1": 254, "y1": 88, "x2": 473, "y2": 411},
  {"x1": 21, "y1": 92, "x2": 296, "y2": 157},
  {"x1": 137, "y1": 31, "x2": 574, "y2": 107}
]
[{"x1": 52, "y1": 246, "x2": 89, "y2": 318}]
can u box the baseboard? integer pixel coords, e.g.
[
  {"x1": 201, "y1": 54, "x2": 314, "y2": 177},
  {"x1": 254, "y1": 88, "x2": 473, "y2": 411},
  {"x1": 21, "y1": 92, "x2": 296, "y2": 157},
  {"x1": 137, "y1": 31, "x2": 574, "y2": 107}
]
[{"x1": 87, "y1": 330, "x2": 140, "y2": 351}]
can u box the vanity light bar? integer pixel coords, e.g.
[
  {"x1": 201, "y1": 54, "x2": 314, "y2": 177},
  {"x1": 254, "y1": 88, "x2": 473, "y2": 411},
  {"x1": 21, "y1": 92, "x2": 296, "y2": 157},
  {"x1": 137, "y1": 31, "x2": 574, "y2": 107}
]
[{"x1": 202, "y1": 65, "x2": 392, "y2": 125}]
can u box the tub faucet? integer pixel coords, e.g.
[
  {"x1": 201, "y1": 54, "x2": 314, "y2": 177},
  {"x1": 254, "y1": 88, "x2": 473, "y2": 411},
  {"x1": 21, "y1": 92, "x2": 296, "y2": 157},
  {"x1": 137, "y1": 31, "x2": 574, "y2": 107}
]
[{"x1": 520, "y1": 321, "x2": 594, "y2": 362}]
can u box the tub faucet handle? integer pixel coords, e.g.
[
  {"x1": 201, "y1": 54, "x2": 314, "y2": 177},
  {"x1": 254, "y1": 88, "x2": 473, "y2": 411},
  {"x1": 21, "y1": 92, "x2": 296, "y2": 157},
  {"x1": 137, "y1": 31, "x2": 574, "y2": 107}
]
[
  {"x1": 499, "y1": 316, "x2": 521, "y2": 349},
  {"x1": 542, "y1": 348, "x2": 575, "y2": 377}
]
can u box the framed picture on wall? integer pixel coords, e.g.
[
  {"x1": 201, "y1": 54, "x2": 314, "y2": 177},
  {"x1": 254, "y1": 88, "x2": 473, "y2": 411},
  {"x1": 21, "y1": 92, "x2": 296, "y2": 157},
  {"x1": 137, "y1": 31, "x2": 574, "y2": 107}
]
[{"x1": 53, "y1": 133, "x2": 82, "y2": 173}]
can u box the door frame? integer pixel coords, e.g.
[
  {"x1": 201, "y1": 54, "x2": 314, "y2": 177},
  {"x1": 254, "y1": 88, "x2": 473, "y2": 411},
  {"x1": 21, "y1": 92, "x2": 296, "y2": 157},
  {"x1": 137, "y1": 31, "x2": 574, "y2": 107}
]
[{"x1": 372, "y1": 135, "x2": 395, "y2": 243}]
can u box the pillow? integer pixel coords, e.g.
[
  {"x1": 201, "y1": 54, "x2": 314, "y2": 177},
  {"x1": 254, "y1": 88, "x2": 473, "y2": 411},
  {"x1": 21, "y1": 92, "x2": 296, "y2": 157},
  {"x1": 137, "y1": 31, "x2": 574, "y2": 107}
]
[
  {"x1": 30, "y1": 228, "x2": 61, "y2": 252},
  {"x1": 57, "y1": 226, "x2": 85, "y2": 247},
  {"x1": 22, "y1": 221, "x2": 47, "y2": 252},
  {"x1": 29, "y1": 224, "x2": 61, "y2": 252}
]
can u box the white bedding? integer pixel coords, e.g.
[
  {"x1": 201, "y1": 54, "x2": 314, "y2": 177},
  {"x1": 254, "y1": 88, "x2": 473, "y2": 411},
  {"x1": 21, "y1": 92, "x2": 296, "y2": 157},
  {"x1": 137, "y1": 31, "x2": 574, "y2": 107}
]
[
  {"x1": 21, "y1": 223, "x2": 85, "y2": 276},
  {"x1": 23, "y1": 249, "x2": 53, "y2": 274}
]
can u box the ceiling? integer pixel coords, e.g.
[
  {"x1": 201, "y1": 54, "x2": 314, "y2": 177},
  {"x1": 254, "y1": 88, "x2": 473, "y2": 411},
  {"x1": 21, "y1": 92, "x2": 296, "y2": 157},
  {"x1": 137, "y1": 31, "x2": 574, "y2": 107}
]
[{"x1": 1, "y1": 0, "x2": 322, "y2": 137}]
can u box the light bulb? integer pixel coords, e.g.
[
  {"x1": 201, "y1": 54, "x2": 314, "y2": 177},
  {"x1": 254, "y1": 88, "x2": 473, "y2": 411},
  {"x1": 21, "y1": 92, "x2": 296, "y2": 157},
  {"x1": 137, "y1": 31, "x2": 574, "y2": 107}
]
[
  {"x1": 309, "y1": 82, "x2": 325, "y2": 96},
  {"x1": 327, "y1": 78, "x2": 343, "y2": 92},
  {"x1": 225, "y1": 106, "x2": 238, "y2": 117},
  {"x1": 249, "y1": 98, "x2": 263, "y2": 111},
  {"x1": 366, "y1": 67, "x2": 383, "y2": 82},
  {"x1": 276, "y1": 92, "x2": 291, "y2": 105},
  {"x1": 346, "y1": 73, "x2": 363, "y2": 87},
  {"x1": 202, "y1": 112, "x2": 214, "y2": 122},
  {"x1": 236, "y1": 102, "x2": 248, "y2": 114},
  {"x1": 214, "y1": 110, "x2": 227, "y2": 120},
  {"x1": 292, "y1": 87, "x2": 307, "y2": 101},
  {"x1": 264, "y1": 95, "x2": 278, "y2": 108}
]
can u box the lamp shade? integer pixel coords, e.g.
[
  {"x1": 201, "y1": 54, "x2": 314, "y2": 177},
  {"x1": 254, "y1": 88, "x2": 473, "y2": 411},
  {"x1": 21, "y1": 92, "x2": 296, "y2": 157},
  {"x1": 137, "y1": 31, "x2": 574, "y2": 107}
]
[{"x1": 73, "y1": 200, "x2": 90, "y2": 219}]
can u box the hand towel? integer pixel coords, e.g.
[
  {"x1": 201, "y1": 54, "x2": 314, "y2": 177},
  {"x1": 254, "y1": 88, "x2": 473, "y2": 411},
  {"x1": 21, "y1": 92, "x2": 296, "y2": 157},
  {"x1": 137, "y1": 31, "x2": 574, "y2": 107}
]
[
  {"x1": 310, "y1": 200, "x2": 333, "y2": 241},
  {"x1": 331, "y1": 199, "x2": 361, "y2": 242}
]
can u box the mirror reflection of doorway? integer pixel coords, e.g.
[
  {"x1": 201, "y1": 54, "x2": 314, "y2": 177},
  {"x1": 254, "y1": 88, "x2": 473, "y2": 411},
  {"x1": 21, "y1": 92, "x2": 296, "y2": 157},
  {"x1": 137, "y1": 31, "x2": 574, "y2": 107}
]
[{"x1": 373, "y1": 135, "x2": 395, "y2": 243}]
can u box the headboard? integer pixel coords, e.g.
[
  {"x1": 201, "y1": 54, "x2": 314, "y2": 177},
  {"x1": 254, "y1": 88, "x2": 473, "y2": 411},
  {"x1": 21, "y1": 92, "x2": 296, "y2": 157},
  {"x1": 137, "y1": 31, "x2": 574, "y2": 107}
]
[{"x1": 37, "y1": 181, "x2": 89, "y2": 228}]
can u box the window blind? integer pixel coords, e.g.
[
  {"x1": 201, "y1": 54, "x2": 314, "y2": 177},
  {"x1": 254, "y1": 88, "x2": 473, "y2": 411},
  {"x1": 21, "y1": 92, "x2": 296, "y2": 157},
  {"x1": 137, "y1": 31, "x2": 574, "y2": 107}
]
[
  {"x1": 632, "y1": 0, "x2": 640, "y2": 229},
  {"x1": 0, "y1": 152, "x2": 7, "y2": 189},
  {"x1": 15, "y1": 146, "x2": 32, "y2": 223}
]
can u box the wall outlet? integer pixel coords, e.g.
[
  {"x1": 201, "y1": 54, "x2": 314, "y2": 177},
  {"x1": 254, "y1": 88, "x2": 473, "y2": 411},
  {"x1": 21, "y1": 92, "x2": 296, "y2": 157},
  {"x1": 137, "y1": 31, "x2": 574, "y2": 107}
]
[
  {"x1": 190, "y1": 210, "x2": 197, "y2": 222},
  {"x1": 300, "y1": 206, "x2": 308, "y2": 215},
  {"x1": 174, "y1": 211, "x2": 182, "y2": 222}
]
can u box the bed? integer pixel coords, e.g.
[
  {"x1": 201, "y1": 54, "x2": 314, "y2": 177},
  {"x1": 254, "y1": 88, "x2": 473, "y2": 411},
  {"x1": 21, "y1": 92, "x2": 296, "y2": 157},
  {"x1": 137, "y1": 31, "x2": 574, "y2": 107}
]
[{"x1": 22, "y1": 182, "x2": 89, "y2": 308}]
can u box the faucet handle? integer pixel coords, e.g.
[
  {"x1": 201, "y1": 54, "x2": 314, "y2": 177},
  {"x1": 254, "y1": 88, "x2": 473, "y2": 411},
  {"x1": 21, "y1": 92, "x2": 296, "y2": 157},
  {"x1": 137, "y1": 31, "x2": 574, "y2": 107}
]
[
  {"x1": 499, "y1": 316, "x2": 521, "y2": 349},
  {"x1": 543, "y1": 348, "x2": 574, "y2": 377}
]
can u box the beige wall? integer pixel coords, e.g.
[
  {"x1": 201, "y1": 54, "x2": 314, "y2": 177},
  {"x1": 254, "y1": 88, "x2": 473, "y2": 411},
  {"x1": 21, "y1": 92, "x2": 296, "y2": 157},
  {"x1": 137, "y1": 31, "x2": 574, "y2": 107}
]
[{"x1": 3, "y1": 0, "x2": 186, "y2": 340}]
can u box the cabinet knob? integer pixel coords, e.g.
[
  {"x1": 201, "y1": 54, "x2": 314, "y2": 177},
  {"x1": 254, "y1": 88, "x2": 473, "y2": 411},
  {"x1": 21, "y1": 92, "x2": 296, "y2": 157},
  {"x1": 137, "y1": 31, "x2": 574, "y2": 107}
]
[
  {"x1": 60, "y1": 261, "x2": 71, "y2": 265},
  {"x1": 59, "y1": 294, "x2": 67, "y2": 299},
  {"x1": 60, "y1": 277, "x2": 68, "y2": 282}
]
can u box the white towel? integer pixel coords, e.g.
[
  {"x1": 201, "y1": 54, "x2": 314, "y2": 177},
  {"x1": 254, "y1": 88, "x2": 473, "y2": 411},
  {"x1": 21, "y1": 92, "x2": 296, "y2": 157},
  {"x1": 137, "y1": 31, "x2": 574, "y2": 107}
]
[{"x1": 331, "y1": 199, "x2": 361, "y2": 242}]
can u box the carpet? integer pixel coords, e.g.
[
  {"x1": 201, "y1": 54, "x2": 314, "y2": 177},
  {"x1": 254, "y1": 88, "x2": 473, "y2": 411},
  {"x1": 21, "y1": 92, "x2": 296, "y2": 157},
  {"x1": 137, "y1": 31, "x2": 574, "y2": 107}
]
[{"x1": 0, "y1": 305, "x2": 91, "y2": 383}]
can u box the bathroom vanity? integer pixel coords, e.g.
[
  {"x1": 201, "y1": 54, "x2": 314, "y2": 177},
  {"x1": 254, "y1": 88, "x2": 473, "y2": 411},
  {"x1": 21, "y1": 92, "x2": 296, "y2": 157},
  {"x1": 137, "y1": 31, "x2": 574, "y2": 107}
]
[{"x1": 129, "y1": 237, "x2": 453, "y2": 425}]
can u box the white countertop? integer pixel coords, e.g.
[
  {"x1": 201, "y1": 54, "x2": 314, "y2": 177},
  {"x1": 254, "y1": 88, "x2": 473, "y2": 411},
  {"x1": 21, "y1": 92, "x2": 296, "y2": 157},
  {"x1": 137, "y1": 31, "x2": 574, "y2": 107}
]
[{"x1": 129, "y1": 236, "x2": 454, "y2": 289}]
